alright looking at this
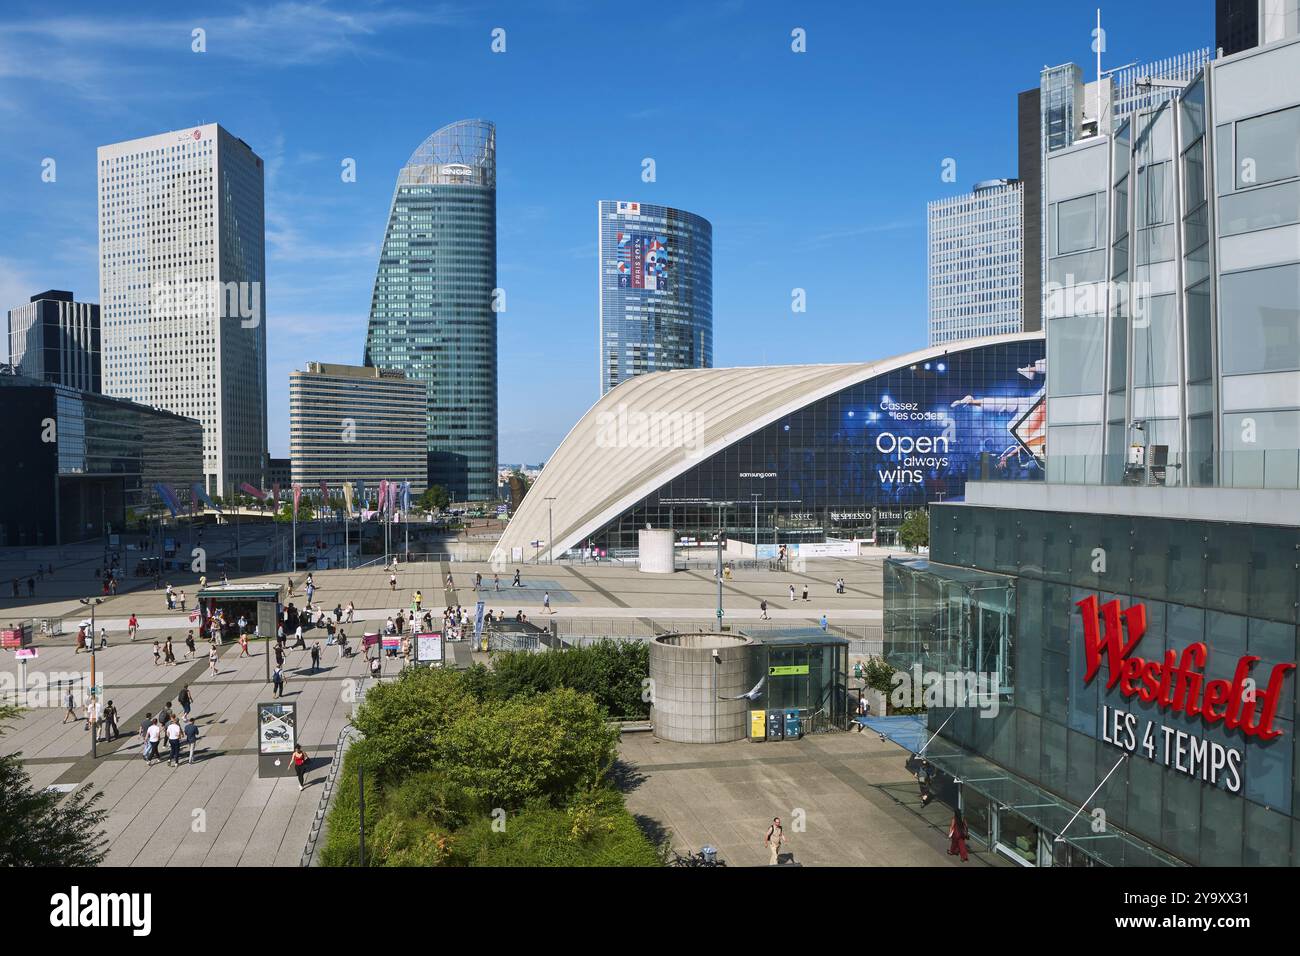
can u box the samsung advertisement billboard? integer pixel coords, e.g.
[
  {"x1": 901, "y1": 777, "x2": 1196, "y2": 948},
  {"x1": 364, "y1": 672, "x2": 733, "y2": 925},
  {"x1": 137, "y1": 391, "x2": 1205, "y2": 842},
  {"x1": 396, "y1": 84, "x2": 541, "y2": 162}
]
[{"x1": 647, "y1": 337, "x2": 1047, "y2": 511}]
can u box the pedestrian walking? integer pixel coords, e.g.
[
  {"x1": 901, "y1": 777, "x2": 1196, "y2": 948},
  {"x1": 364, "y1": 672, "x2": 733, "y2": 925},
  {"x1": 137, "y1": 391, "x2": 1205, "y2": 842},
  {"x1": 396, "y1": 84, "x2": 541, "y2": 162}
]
[
  {"x1": 166, "y1": 716, "x2": 183, "y2": 766},
  {"x1": 98, "y1": 626, "x2": 108, "y2": 649},
  {"x1": 84, "y1": 695, "x2": 98, "y2": 735},
  {"x1": 208, "y1": 644, "x2": 219, "y2": 676},
  {"x1": 274, "y1": 644, "x2": 285, "y2": 668},
  {"x1": 389, "y1": 573, "x2": 397, "y2": 592},
  {"x1": 272, "y1": 666, "x2": 284, "y2": 698},
  {"x1": 185, "y1": 631, "x2": 197, "y2": 658},
  {"x1": 144, "y1": 719, "x2": 162, "y2": 765},
  {"x1": 101, "y1": 700, "x2": 119, "y2": 741},
  {"x1": 310, "y1": 643, "x2": 321, "y2": 672},
  {"x1": 820, "y1": 613, "x2": 828, "y2": 632},
  {"x1": 760, "y1": 599, "x2": 769, "y2": 620},
  {"x1": 413, "y1": 589, "x2": 422, "y2": 611},
  {"x1": 948, "y1": 810, "x2": 970, "y2": 862},
  {"x1": 128, "y1": 613, "x2": 139, "y2": 641},
  {"x1": 445, "y1": 572, "x2": 454, "y2": 589},
  {"x1": 178, "y1": 684, "x2": 193, "y2": 719},
  {"x1": 788, "y1": 584, "x2": 796, "y2": 602},
  {"x1": 239, "y1": 632, "x2": 250, "y2": 657},
  {"x1": 164, "y1": 638, "x2": 176, "y2": 666},
  {"x1": 512, "y1": 569, "x2": 521, "y2": 587},
  {"x1": 152, "y1": 641, "x2": 161, "y2": 666},
  {"x1": 493, "y1": 573, "x2": 500, "y2": 591},
  {"x1": 184, "y1": 715, "x2": 199, "y2": 764},
  {"x1": 765, "y1": 817, "x2": 786, "y2": 866},
  {"x1": 291, "y1": 744, "x2": 309, "y2": 790},
  {"x1": 543, "y1": 591, "x2": 553, "y2": 614},
  {"x1": 345, "y1": 601, "x2": 355, "y2": 624},
  {"x1": 62, "y1": 688, "x2": 77, "y2": 724},
  {"x1": 802, "y1": 585, "x2": 809, "y2": 602}
]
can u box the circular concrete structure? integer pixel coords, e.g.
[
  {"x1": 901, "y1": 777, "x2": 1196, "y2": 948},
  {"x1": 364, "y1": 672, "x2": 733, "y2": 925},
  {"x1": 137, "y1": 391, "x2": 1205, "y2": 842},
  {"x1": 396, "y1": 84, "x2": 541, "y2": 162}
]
[
  {"x1": 638, "y1": 528, "x2": 675, "y2": 573},
  {"x1": 649, "y1": 632, "x2": 754, "y2": 743}
]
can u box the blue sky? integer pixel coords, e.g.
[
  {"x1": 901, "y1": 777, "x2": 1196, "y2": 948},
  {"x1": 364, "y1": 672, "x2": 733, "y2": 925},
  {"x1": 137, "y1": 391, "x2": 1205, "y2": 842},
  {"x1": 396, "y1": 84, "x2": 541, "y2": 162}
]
[{"x1": 0, "y1": 0, "x2": 1212, "y2": 463}]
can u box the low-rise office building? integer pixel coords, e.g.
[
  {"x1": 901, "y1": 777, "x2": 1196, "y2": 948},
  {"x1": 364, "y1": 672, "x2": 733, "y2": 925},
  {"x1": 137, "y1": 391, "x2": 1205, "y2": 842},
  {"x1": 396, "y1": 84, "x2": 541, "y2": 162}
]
[
  {"x1": 288, "y1": 362, "x2": 427, "y2": 494},
  {"x1": 0, "y1": 374, "x2": 203, "y2": 545}
]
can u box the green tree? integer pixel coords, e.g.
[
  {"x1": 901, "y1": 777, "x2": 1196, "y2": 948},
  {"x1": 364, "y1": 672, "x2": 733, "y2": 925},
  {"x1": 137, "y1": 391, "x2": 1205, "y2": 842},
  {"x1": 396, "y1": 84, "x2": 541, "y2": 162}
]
[
  {"x1": 418, "y1": 485, "x2": 451, "y2": 512},
  {"x1": 0, "y1": 706, "x2": 108, "y2": 866},
  {"x1": 351, "y1": 668, "x2": 476, "y2": 785},
  {"x1": 898, "y1": 509, "x2": 930, "y2": 551}
]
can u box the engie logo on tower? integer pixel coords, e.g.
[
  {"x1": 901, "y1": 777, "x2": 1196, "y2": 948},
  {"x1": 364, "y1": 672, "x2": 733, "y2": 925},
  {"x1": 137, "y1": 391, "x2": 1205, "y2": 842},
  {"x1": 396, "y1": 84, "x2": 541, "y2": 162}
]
[{"x1": 49, "y1": 887, "x2": 151, "y2": 936}]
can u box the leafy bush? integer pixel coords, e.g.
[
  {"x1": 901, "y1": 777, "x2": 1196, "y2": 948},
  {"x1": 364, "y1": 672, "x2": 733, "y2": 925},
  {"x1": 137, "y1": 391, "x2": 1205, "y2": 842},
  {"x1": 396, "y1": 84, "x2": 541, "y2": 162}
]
[
  {"x1": 351, "y1": 667, "x2": 475, "y2": 786},
  {"x1": 485, "y1": 640, "x2": 649, "y2": 718},
  {"x1": 318, "y1": 740, "x2": 382, "y2": 867},
  {"x1": 438, "y1": 688, "x2": 618, "y2": 809},
  {"x1": 449, "y1": 790, "x2": 660, "y2": 867}
]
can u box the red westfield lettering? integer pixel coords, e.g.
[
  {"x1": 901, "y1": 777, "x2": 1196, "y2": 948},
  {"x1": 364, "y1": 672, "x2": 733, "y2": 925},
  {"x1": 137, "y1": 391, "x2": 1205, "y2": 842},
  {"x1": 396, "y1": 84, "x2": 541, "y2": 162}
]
[{"x1": 1076, "y1": 595, "x2": 1294, "y2": 740}]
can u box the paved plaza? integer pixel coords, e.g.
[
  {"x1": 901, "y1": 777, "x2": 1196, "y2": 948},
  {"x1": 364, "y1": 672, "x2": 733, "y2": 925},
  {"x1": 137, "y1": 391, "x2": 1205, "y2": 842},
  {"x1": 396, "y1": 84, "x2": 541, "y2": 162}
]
[
  {"x1": 619, "y1": 731, "x2": 1002, "y2": 867},
  {"x1": 0, "y1": 537, "x2": 943, "y2": 866}
]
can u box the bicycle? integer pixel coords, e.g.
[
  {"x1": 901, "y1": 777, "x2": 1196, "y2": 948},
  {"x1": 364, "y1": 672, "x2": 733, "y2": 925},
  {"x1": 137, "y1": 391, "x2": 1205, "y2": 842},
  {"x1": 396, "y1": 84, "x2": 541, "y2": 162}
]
[{"x1": 671, "y1": 848, "x2": 726, "y2": 868}]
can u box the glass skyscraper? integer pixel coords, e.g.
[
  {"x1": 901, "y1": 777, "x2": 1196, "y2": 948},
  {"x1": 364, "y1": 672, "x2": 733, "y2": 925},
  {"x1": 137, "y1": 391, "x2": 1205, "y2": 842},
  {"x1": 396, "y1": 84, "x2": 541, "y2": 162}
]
[
  {"x1": 597, "y1": 200, "x2": 712, "y2": 394},
  {"x1": 364, "y1": 119, "x2": 498, "y2": 502}
]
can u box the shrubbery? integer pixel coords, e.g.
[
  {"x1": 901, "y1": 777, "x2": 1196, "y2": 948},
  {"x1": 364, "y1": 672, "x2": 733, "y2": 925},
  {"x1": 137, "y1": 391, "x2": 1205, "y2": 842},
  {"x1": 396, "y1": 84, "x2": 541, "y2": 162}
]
[{"x1": 320, "y1": 651, "x2": 659, "y2": 868}]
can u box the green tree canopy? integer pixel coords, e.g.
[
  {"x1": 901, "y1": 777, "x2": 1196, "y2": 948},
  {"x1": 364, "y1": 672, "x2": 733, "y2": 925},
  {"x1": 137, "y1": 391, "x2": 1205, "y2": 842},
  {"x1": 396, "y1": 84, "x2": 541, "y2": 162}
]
[{"x1": 0, "y1": 706, "x2": 108, "y2": 867}]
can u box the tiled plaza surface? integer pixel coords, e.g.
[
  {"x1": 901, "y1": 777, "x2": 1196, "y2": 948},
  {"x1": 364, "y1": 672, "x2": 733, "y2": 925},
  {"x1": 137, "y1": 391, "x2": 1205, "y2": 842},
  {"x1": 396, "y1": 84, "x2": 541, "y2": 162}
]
[
  {"x1": 1, "y1": 536, "x2": 933, "y2": 866},
  {"x1": 619, "y1": 731, "x2": 1003, "y2": 867}
]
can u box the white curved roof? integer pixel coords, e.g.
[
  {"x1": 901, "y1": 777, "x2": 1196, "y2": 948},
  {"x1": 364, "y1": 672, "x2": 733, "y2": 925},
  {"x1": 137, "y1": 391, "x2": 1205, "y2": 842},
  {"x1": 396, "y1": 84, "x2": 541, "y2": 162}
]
[{"x1": 492, "y1": 332, "x2": 1043, "y2": 563}]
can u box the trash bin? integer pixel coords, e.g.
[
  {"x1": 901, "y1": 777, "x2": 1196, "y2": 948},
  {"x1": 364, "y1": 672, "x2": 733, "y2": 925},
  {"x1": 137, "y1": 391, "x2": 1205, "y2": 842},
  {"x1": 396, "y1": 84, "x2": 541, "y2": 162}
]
[
  {"x1": 784, "y1": 708, "x2": 802, "y2": 739},
  {"x1": 766, "y1": 709, "x2": 785, "y2": 741},
  {"x1": 701, "y1": 845, "x2": 718, "y2": 864}
]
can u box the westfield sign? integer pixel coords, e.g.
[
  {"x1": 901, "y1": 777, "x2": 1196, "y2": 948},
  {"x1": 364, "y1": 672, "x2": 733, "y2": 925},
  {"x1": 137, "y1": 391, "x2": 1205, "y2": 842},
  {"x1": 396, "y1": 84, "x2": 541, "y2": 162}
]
[{"x1": 1076, "y1": 595, "x2": 1294, "y2": 740}]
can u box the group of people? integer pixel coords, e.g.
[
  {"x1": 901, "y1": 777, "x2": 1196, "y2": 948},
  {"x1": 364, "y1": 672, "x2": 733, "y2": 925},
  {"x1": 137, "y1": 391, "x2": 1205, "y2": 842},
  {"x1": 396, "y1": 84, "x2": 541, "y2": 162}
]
[
  {"x1": 163, "y1": 583, "x2": 187, "y2": 611},
  {"x1": 138, "y1": 692, "x2": 201, "y2": 767}
]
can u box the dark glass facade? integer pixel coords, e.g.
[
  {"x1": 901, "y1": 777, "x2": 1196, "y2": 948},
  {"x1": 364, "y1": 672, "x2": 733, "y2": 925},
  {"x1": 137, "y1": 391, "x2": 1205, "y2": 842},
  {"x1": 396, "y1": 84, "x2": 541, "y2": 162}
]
[
  {"x1": 587, "y1": 337, "x2": 1046, "y2": 551},
  {"x1": 365, "y1": 120, "x2": 497, "y2": 502},
  {"x1": 0, "y1": 377, "x2": 203, "y2": 545},
  {"x1": 886, "y1": 501, "x2": 1300, "y2": 866}
]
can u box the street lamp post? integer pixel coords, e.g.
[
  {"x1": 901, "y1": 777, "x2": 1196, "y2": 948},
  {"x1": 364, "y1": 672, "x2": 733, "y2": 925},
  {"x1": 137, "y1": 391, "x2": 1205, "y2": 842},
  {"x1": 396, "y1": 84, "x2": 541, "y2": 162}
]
[
  {"x1": 751, "y1": 493, "x2": 761, "y2": 560},
  {"x1": 544, "y1": 497, "x2": 556, "y2": 565},
  {"x1": 80, "y1": 597, "x2": 103, "y2": 759}
]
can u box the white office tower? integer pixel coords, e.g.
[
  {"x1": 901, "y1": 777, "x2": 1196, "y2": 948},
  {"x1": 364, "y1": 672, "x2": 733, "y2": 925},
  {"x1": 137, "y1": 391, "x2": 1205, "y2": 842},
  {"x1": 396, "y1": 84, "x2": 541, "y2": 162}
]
[
  {"x1": 927, "y1": 180, "x2": 1025, "y2": 345},
  {"x1": 97, "y1": 124, "x2": 268, "y2": 497}
]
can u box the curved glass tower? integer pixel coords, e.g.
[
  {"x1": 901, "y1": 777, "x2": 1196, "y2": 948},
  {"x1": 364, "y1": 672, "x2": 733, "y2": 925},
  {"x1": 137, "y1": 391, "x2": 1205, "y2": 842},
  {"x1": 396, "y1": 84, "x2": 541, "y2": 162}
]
[
  {"x1": 364, "y1": 119, "x2": 497, "y2": 502},
  {"x1": 598, "y1": 200, "x2": 712, "y2": 395}
]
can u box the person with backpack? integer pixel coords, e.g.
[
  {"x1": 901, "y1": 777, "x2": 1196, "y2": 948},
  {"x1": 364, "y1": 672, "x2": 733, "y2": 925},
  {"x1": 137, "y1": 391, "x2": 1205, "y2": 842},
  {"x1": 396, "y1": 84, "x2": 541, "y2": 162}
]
[
  {"x1": 178, "y1": 684, "x2": 193, "y2": 719},
  {"x1": 272, "y1": 666, "x2": 285, "y2": 698},
  {"x1": 765, "y1": 817, "x2": 786, "y2": 866},
  {"x1": 101, "y1": 700, "x2": 119, "y2": 741}
]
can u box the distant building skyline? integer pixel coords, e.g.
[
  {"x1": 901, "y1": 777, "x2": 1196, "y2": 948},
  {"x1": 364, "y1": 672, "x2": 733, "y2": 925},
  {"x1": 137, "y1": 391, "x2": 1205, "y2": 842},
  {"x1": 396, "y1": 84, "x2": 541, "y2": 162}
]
[
  {"x1": 289, "y1": 362, "x2": 427, "y2": 495},
  {"x1": 97, "y1": 123, "x2": 268, "y2": 498},
  {"x1": 6, "y1": 289, "x2": 100, "y2": 393},
  {"x1": 598, "y1": 200, "x2": 712, "y2": 395},
  {"x1": 363, "y1": 119, "x2": 498, "y2": 502},
  {"x1": 927, "y1": 180, "x2": 1025, "y2": 346}
]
